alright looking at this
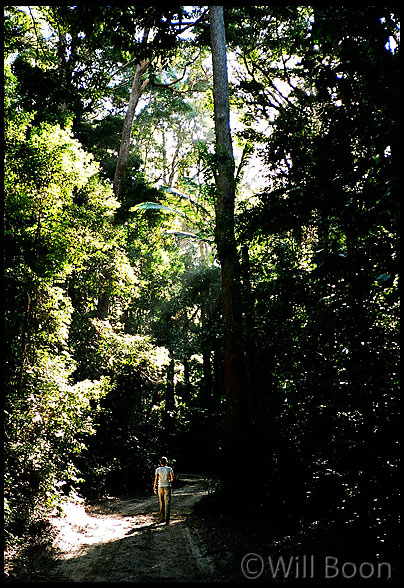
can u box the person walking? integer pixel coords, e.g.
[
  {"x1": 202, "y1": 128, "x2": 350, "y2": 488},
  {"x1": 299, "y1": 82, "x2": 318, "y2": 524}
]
[{"x1": 153, "y1": 456, "x2": 174, "y2": 524}]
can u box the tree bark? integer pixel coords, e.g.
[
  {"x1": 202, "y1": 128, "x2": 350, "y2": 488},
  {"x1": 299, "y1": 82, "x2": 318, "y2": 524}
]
[
  {"x1": 182, "y1": 355, "x2": 192, "y2": 405},
  {"x1": 241, "y1": 244, "x2": 260, "y2": 424},
  {"x1": 201, "y1": 344, "x2": 213, "y2": 405},
  {"x1": 113, "y1": 58, "x2": 149, "y2": 200},
  {"x1": 109, "y1": 36, "x2": 150, "y2": 318},
  {"x1": 165, "y1": 356, "x2": 175, "y2": 413},
  {"x1": 209, "y1": 6, "x2": 252, "y2": 473}
]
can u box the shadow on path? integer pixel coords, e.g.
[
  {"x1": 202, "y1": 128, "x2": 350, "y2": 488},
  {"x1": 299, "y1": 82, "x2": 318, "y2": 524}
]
[{"x1": 24, "y1": 474, "x2": 215, "y2": 582}]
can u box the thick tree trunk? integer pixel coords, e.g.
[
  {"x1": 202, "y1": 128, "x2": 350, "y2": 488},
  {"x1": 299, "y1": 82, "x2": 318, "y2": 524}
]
[{"x1": 209, "y1": 6, "x2": 253, "y2": 474}]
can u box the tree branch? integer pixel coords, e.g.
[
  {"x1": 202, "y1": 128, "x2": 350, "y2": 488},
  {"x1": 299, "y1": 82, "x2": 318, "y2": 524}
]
[
  {"x1": 150, "y1": 49, "x2": 204, "y2": 94},
  {"x1": 28, "y1": 7, "x2": 43, "y2": 65},
  {"x1": 172, "y1": 9, "x2": 208, "y2": 36}
]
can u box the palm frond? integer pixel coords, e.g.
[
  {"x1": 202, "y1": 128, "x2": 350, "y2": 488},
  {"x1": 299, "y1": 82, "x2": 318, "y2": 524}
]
[
  {"x1": 129, "y1": 201, "x2": 185, "y2": 216},
  {"x1": 158, "y1": 184, "x2": 211, "y2": 216}
]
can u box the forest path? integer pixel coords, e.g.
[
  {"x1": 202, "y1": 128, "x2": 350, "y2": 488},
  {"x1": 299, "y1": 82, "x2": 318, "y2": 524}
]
[{"x1": 40, "y1": 474, "x2": 215, "y2": 582}]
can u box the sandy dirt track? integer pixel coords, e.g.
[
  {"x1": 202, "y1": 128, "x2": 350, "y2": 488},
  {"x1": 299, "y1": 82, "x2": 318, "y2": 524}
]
[{"x1": 37, "y1": 474, "x2": 215, "y2": 582}]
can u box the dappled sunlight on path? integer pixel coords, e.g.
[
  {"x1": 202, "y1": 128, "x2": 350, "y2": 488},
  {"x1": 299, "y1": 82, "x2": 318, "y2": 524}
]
[{"x1": 44, "y1": 474, "x2": 215, "y2": 582}]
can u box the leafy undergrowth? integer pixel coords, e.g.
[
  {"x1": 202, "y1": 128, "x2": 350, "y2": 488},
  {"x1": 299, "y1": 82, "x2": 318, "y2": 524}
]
[
  {"x1": 187, "y1": 487, "x2": 400, "y2": 584},
  {"x1": 4, "y1": 519, "x2": 58, "y2": 583}
]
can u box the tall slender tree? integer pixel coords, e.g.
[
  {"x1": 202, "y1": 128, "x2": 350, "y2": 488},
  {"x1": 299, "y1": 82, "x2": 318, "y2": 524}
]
[
  {"x1": 209, "y1": 6, "x2": 258, "y2": 481},
  {"x1": 113, "y1": 50, "x2": 150, "y2": 200},
  {"x1": 112, "y1": 8, "x2": 209, "y2": 201}
]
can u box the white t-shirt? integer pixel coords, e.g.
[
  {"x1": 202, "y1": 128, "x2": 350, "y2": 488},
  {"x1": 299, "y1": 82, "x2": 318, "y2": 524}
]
[{"x1": 155, "y1": 466, "x2": 173, "y2": 487}]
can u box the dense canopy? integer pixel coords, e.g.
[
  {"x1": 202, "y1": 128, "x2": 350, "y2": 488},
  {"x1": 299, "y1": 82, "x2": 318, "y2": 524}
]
[{"x1": 4, "y1": 5, "x2": 400, "y2": 581}]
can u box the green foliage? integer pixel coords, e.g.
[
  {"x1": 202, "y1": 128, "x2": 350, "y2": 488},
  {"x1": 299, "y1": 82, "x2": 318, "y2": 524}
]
[
  {"x1": 4, "y1": 4, "x2": 399, "y2": 575},
  {"x1": 5, "y1": 368, "x2": 109, "y2": 541},
  {"x1": 5, "y1": 3, "x2": 219, "y2": 553},
  {"x1": 73, "y1": 323, "x2": 169, "y2": 497},
  {"x1": 4, "y1": 74, "x2": 122, "y2": 544},
  {"x1": 4, "y1": 6, "x2": 32, "y2": 57},
  {"x1": 74, "y1": 115, "x2": 165, "y2": 226},
  {"x1": 5, "y1": 6, "x2": 200, "y2": 127},
  {"x1": 230, "y1": 4, "x2": 399, "y2": 563},
  {"x1": 131, "y1": 186, "x2": 214, "y2": 244}
]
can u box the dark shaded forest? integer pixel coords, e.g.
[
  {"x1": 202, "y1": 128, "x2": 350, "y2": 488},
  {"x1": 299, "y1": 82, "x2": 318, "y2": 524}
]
[{"x1": 4, "y1": 5, "x2": 400, "y2": 583}]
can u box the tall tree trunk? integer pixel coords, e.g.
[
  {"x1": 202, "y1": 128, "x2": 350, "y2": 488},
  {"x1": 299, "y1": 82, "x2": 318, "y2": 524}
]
[
  {"x1": 182, "y1": 355, "x2": 192, "y2": 405},
  {"x1": 165, "y1": 356, "x2": 175, "y2": 413},
  {"x1": 201, "y1": 300, "x2": 213, "y2": 406},
  {"x1": 241, "y1": 244, "x2": 260, "y2": 424},
  {"x1": 212, "y1": 343, "x2": 224, "y2": 407},
  {"x1": 209, "y1": 6, "x2": 253, "y2": 478},
  {"x1": 201, "y1": 344, "x2": 213, "y2": 406},
  {"x1": 113, "y1": 58, "x2": 149, "y2": 200},
  {"x1": 108, "y1": 36, "x2": 149, "y2": 317},
  {"x1": 168, "y1": 138, "x2": 182, "y2": 187}
]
